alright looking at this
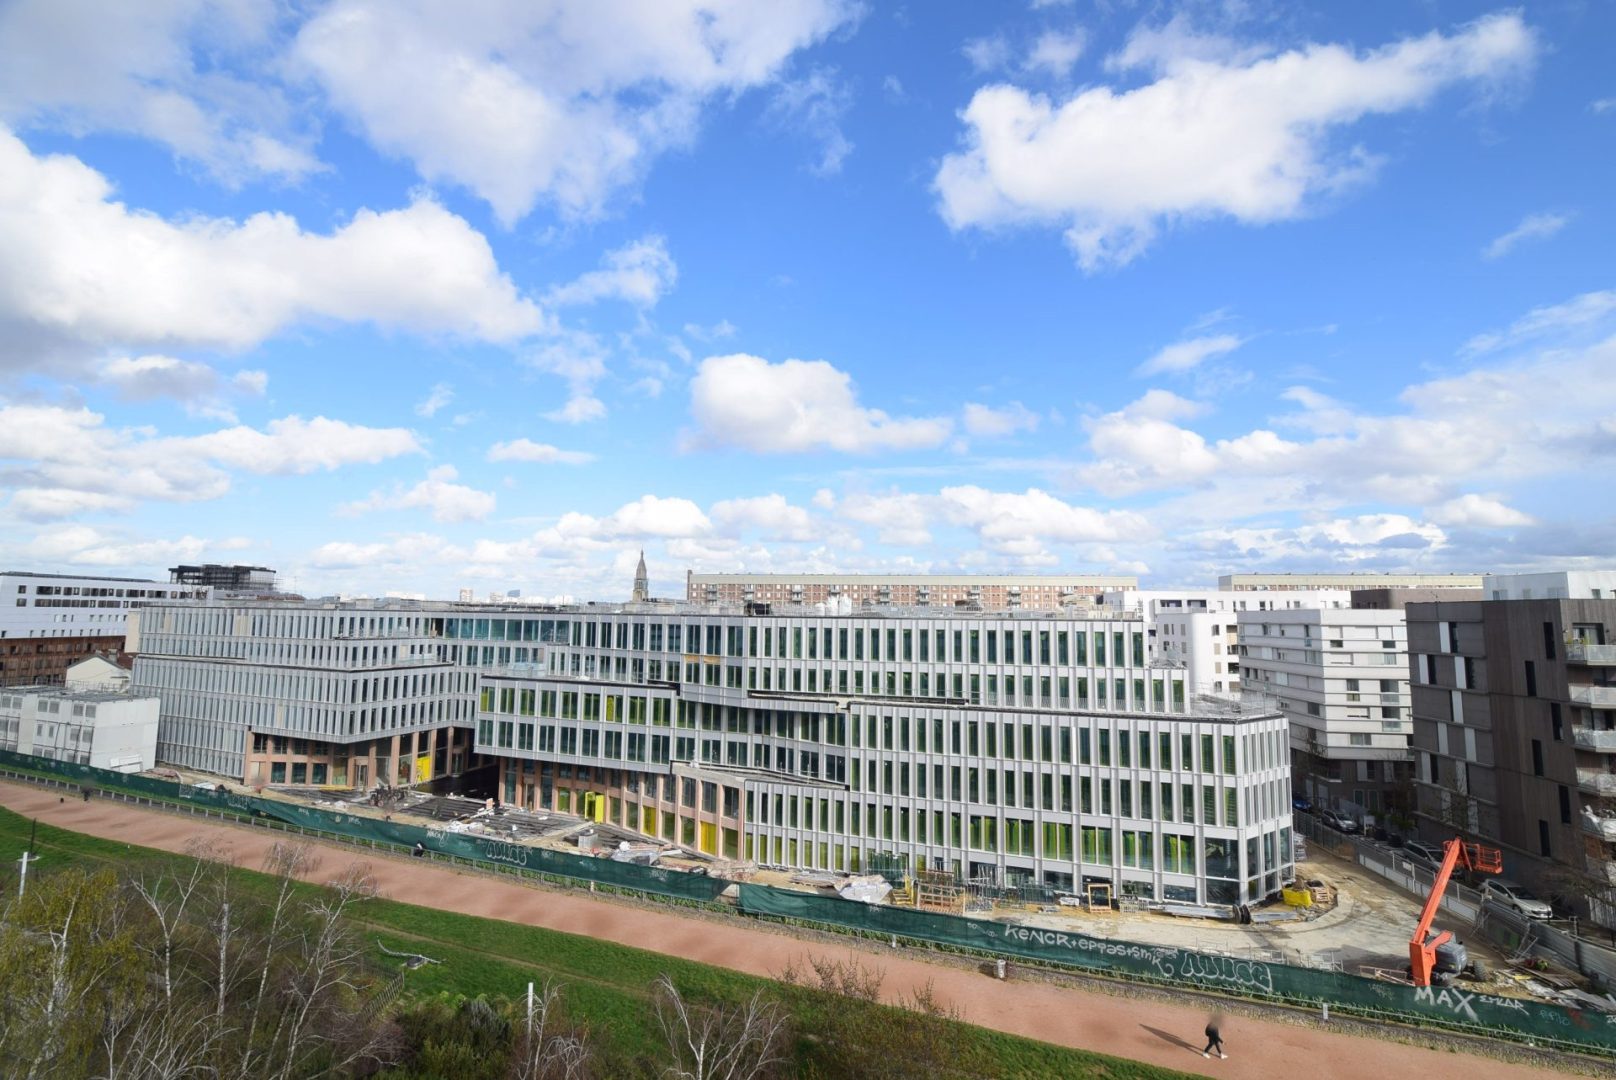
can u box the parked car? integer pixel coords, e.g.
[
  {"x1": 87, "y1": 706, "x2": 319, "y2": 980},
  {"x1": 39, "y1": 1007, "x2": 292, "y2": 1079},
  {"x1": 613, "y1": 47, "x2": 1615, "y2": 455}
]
[
  {"x1": 1482, "y1": 879, "x2": 1554, "y2": 920},
  {"x1": 1401, "y1": 840, "x2": 1446, "y2": 869},
  {"x1": 1292, "y1": 794, "x2": 1313, "y2": 813},
  {"x1": 1319, "y1": 809, "x2": 1361, "y2": 833}
]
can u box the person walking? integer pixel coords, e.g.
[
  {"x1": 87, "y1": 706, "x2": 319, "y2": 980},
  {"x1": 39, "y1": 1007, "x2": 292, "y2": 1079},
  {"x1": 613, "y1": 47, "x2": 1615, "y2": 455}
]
[{"x1": 1202, "y1": 1014, "x2": 1226, "y2": 1059}]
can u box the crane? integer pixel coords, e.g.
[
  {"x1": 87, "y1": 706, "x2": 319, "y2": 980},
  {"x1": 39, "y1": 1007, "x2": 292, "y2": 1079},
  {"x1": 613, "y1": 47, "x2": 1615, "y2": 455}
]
[{"x1": 1409, "y1": 837, "x2": 1501, "y2": 987}]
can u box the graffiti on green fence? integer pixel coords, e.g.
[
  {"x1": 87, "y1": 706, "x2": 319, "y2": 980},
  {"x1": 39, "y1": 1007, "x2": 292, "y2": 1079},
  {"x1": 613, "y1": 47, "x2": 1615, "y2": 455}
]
[{"x1": 735, "y1": 884, "x2": 1616, "y2": 1055}]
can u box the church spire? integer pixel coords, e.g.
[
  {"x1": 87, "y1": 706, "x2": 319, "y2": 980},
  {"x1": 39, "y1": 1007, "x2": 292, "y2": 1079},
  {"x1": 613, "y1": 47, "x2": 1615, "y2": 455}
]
[{"x1": 632, "y1": 550, "x2": 649, "y2": 602}]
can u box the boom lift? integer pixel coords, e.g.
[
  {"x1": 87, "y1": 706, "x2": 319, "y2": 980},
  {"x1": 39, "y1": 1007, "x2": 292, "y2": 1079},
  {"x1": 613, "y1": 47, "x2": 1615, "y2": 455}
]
[{"x1": 1409, "y1": 838, "x2": 1502, "y2": 987}]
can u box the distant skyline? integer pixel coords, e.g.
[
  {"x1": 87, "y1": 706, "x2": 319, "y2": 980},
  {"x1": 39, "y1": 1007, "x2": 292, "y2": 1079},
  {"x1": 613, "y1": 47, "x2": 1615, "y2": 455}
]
[{"x1": 1, "y1": 2, "x2": 1613, "y2": 601}]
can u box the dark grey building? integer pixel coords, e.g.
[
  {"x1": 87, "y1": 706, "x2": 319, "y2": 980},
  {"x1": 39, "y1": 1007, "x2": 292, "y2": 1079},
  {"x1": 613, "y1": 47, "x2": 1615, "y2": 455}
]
[{"x1": 1407, "y1": 574, "x2": 1616, "y2": 924}]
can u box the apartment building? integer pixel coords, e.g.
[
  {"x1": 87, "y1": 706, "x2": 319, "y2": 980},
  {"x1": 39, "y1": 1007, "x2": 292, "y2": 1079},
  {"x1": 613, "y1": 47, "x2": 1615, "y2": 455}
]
[
  {"x1": 1105, "y1": 588, "x2": 1353, "y2": 696},
  {"x1": 1219, "y1": 573, "x2": 1484, "y2": 592},
  {"x1": 1407, "y1": 572, "x2": 1616, "y2": 921},
  {"x1": 1238, "y1": 608, "x2": 1414, "y2": 817},
  {"x1": 0, "y1": 685, "x2": 160, "y2": 772},
  {"x1": 1, "y1": 571, "x2": 209, "y2": 687},
  {"x1": 685, "y1": 573, "x2": 1137, "y2": 610},
  {"x1": 470, "y1": 605, "x2": 1294, "y2": 905},
  {"x1": 128, "y1": 601, "x2": 476, "y2": 785}
]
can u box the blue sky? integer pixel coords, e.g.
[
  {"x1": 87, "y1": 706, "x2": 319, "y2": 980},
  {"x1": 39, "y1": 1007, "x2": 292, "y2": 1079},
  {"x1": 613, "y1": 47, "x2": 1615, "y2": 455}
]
[{"x1": 1, "y1": 1, "x2": 1613, "y2": 600}]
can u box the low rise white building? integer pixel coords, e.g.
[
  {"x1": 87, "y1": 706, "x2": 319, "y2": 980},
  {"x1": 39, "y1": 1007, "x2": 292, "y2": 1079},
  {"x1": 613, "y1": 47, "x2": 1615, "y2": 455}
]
[
  {"x1": 0, "y1": 685, "x2": 160, "y2": 772},
  {"x1": 1104, "y1": 589, "x2": 1352, "y2": 696},
  {"x1": 66, "y1": 655, "x2": 132, "y2": 693},
  {"x1": 1484, "y1": 571, "x2": 1616, "y2": 601}
]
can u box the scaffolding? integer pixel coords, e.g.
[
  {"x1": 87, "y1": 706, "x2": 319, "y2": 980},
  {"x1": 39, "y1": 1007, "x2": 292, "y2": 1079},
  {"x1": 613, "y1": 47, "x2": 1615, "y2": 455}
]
[{"x1": 915, "y1": 869, "x2": 965, "y2": 913}]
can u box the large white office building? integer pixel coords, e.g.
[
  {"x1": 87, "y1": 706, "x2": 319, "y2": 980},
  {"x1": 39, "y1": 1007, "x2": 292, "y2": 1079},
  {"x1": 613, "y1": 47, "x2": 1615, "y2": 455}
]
[
  {"x1": 1, "y1": 570, "x2": 209, "y2": 686},
  {"x1": 1237, "y1": 608, "x2": 1413, "y2": 816},
  {"x1": 128, "y1": 597, "x2": 1294, "y2": 905},
  {"x1": 129, "y1": 601, "x2": 476, "y2": 786},
  {"x1": 471, "y1": 605, "x2": 1294, "y2": 905}
]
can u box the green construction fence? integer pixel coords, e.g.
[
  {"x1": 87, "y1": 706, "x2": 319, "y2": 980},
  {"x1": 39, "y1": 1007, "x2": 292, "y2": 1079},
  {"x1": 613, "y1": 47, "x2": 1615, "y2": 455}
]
[
  {"x1": 736, "y1": 884, "x2": 1616, "y2": 1056},
  {"x1": 0, "y1": 749, "x2": 728, "y2": 902}
]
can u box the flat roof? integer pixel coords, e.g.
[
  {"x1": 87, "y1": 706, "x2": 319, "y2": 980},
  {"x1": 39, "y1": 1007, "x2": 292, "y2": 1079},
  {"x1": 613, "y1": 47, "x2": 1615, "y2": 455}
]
[
  {"x1": 1, "y1": 570, "x2": 164, "y2": 583},
  {"x1": 135, "y1": 598, "x2": 1145, "y2": 621},
  {"x1": 688, "y1": 573, "x2": 1138, "y2": 585}
]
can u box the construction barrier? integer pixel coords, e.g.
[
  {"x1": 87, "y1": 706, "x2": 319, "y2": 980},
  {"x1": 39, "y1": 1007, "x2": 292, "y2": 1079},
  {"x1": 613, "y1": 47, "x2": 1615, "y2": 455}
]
[
  {"x1": 736, "y1": 884, "x2": 1616, "y2": 1056},
  {"x1": 0, "y1": 750, "x2": 728, "y2": 903},
  {"x1": 6, "y1": 749, "x2": 1615, "y2": 1053}
]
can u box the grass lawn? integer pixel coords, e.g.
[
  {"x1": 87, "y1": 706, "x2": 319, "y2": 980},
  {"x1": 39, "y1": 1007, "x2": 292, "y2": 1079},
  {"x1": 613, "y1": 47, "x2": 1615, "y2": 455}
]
[{"x1": 0, "y1": 801, "x2": 1191, "y2": 1079}]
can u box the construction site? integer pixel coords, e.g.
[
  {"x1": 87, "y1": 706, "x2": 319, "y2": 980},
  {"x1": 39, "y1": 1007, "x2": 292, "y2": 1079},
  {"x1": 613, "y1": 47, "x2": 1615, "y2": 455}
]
[{"x1": 149, "y1": 760, "x2": 1616, "y2": 1022}]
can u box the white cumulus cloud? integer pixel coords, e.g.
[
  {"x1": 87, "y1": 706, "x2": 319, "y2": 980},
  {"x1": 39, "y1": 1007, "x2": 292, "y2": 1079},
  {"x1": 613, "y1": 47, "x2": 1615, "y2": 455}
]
[
  {"x1": 0, "y1": 403, "x2": 418, "y2": 515},
  {"x1": 342, "y1": 465, "x2": 496, "y2": 523},
  {"x1": 415, "y1": 383, "x2": 455, "y2": 418},
  {"x1": 1482, "y1": 211, "x2": 1570, "y2": 260},
  {"x1": 0, "y1": 0, "x2": 320, "y2": 184},
  {"x1": 1136, "y1": 334, "x2": 1244, "y2": 376},
  {"x1": 1025, "y1": 29, "x2": 1086, "y2": 78},
  {"x1": 546, "y1": 235, "x2": 678, "y2": 307},
  {"x1": 486, "y1": 438, "x2": 595, "y2": 465},
  {"x1": 962, "y1": 402, "x2": 1040, "y2": 437},
  {"x1": 0, "y1": 129, "x2": 546, "y2": 374},
  {"x1": 688, "y1": 353, "x2": 952, "y2": 453},
  {"x1": 711, "y1": 494, "x2": 819, "y2": 541},
  {"x1": 935, "y1": 13, "x2": 1538, "y2": 270},
  {"x1": 292, "y1": 0, "x2": 858, "y2": 224},
  {"x1": 1426, "y1": 493, "x2": 1534, "y2": 527}
]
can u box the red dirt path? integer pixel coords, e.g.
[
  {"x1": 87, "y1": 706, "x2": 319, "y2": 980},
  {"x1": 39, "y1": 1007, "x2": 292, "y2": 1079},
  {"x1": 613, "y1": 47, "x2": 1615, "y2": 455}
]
[{"x1": 0, "y1": 781, "x2": 1569, "y2": 1079}]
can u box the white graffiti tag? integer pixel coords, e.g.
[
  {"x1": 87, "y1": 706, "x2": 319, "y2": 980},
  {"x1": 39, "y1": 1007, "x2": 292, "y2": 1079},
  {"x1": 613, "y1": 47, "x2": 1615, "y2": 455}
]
[{"x1": 1414, "y1": 985, "x2": 1477, "y2": 1022}]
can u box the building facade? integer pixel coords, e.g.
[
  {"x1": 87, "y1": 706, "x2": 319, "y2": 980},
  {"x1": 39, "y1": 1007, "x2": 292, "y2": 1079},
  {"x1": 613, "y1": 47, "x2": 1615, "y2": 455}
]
[
  {"x1": 168, "y1": 564, "x2": 277, "y2": 592},
  {"x1": 1407, "y1": 576, "x2": 1616, "y2": 921},
  {"x1": 1238, "y1": 608, "x2": 1414, "y2": 817},
  {"x1": 1219, "y1": 573, "x2": 1484, "y2": 592},
  {"x1": 129, "y1": 601, "x2": 476, "y2": 785},
  {"x1": 470, "y1": 605, "x2": 1294, "y2": 905},
  {"x1": 127, "y1": 597, "x2": 1293, "y2": 904},
  {"x1": 0, "y1": 685, "x2": 160, "y2": 772},
  {"x1": 1105, "y1": 588, "x2": 1353, "y2": 696},
  {"x1": 1, "y1": 571, "x2": 209, "y2": 687},
  {"x1": 686, "y1": 573, "x2": 1137, "y2": 610}
]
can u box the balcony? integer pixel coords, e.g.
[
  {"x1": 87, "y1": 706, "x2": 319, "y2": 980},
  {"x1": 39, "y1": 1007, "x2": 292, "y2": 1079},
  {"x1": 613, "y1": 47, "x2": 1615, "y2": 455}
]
[
  {"x1": 1588, "y1": 855, "x2": 1616, "y2": 887},
  {"x1": 1570, "y1": 685, "x2": 1616, "y2": 708},
  {"x1": 1579, "y1": 770, "x2": 1616, "y2": 796},
  {"x1": 1584, "y1": 812, "x2": 1616, "y2": 842},
  {"x1": 1575, "y1": 727, "x2": 1616, "y2": 752},
  {"x1": 1568, "y1": 642, "x2": 1616, "y2": 665}
]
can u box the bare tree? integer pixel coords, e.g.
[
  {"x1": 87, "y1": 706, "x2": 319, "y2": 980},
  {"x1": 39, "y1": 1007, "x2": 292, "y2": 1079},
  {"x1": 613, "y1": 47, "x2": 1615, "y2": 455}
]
[
  {"x1": 127, "y1": 839, "x2": 224, "y2": 1003},
  {"x1": 652, "y1": 973, "x2": 788, "y2": 1080},
  {"x1": 269, "y1": 863, "x2": 400, "y2": 1080},
  {"x1": 238, "y1": 841, "x2": 319, "y2": 1074},
  {"x1": 511, "y1": 979, "x2": 593, "y2": 1080},
  {"x1": 778, "y1": 955, "x2": 961, "y2": 1080}
]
